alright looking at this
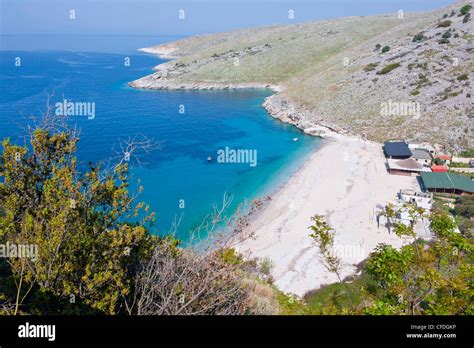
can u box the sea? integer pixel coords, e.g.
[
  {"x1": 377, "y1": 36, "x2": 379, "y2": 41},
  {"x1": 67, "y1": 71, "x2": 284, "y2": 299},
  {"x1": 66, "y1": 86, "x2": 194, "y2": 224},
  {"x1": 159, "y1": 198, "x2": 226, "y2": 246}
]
[{"x1": 0, "y1": 35, "x2": 321, "y2": 242}]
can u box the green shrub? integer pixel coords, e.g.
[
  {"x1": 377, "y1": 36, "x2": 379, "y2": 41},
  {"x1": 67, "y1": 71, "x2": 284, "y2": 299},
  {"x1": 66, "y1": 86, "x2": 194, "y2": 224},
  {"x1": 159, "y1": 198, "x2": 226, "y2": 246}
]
[
  {"x1": 259, "y1": 258, "x2": 274, "y2": 276},
  {"x1": 457, "y1": 73, "x2": 469, "y2": 81},
  {"x1": 458, "y1": 149, "x2": 474, "y2": 157},
  {"x1": 304, "y1": 274, "x2": 374, "y2": 313},
  {"x1": 411, "y1": 89, "x2": 420, "y2": 96},
  {"x1": 442, "y1": 31, "x2": 452, "y2": 39},
  {"x1": 412, "y1": 33, "x2": 427, "y2": 42},
  {"x1": 449, "y1": 162, "x2": 469, "y2": 168},
  {"x1": 364, "y1": 62, "x2": 379, "y2": 72},
  {"x1": 453, "y1": 196, "x2": 474, "y2": 218},
  {"x1": 419, "y1": 73, "x2": 429, "y2": 84},
  {"x1": 277, "y1": 292, "x2": 315, "y2": 315},
  {"x1": 416, "y1": 62, "x2": 428, "y2": 70},
  {"x1": 460, "y1": 4, "x2": 472, "y2": 15},
  {"x1": 218, "y1": 248, "x2": 244, "y2": 265},
  {"x1": 381, "y1": 46, "x2": 390, "y2": 53},
  {"x1": 377, "y1": 63, "x2": 401, "y2": 75},
  {"x1": 437, "y1": 20, "x2": 452, "y2": 27},
  {"x1": 375, "y1": 43, "x2": 381, "y2": 50}
]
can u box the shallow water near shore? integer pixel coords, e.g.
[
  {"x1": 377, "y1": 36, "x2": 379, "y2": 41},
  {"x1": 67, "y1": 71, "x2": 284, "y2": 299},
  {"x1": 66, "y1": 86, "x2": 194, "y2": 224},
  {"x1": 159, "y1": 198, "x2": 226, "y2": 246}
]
[{"x1": 0, "y1": 45, "x2": 320, "y2": 241}]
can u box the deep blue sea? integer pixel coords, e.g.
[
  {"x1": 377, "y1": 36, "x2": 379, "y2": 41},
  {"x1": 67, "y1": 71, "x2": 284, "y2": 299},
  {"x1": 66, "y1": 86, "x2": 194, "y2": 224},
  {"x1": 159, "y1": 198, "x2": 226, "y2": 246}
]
[{"x1": 0, "y1": 35, "x2": 320, "y2": 241}]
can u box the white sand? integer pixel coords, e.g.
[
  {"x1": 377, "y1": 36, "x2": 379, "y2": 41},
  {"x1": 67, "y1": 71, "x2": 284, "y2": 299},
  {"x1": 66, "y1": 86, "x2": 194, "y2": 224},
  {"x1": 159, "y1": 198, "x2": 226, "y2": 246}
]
[
  {"x1": 138, "y1": 45, "x2": 179, "y2": 59},
  {"x1": 235, "y1": 135, "x2": 425, "y2": 296}
]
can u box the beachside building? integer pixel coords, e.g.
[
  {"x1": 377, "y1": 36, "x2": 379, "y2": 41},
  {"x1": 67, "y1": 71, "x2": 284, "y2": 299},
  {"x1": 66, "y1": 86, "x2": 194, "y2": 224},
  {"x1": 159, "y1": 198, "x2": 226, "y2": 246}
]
[
  {"x1": 431, "y1": 165, "x2": 448, "y2": 173},
  {"x1": 411, "y1": 149, "x2": 432, "y2": 166},
  {"x1": 399, "y1": 189, "x2": 433, "y2": 210},
  {"x1": 392, "y1": 203, "x2": 418, "y2": 227},
  {"x1": 435, "y1": 154, "x2": 452, "y2": 165},
  {"x1": 408, "y1": 141, "x2": 436, "y2": 155},
  {"x1": 396, "y1": 210, "x2": 413, "y2": 226},
  {"x1": 386, "y1": 158, "x2": 430, "y2": 176},
  {"x1": 383, "y1": 141, "x2": 412, "y2": 159},
  {"x1": 420, "y1": 172, "x2": 474, "y2": 195}
]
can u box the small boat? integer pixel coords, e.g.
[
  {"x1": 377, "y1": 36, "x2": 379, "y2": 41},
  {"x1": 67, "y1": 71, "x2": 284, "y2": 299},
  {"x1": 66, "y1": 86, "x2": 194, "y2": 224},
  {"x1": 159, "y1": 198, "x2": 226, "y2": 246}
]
[
  {"x1": 293, "y1": 137, "x2": 299, "y2": 142},
  {"x1": 207, "y1": 156, "x2": 212, "y2": 162}
]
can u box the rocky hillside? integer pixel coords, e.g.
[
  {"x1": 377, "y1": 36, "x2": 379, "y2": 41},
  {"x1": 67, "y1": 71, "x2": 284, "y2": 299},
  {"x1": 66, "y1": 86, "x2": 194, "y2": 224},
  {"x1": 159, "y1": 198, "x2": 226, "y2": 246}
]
[{"x1": 130, "y1": 1, "x2": 473, "y2": 151}]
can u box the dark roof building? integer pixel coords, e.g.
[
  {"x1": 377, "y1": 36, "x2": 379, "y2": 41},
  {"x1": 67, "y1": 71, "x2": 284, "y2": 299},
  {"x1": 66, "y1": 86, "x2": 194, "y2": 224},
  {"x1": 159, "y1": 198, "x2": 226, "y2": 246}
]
[
  {"x1": 383, "y1": 141, "x2": 412, "y2": 159},
  {"x1": 411, "y1": 149, "x2": 432, "y2": 161},
  {"x1": 387, "y1": 158, "x2": 426, "y2": 176},
  {"x1": 420, "y1": 172, "x2": 474, "y2": 195}
]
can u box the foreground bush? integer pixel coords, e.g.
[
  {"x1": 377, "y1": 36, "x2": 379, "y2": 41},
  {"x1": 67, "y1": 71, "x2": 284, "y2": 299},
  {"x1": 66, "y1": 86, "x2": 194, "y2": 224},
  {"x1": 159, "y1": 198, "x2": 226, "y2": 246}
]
[{"x1": 0, "y1": 112, "x2": 254, "y2": 315}]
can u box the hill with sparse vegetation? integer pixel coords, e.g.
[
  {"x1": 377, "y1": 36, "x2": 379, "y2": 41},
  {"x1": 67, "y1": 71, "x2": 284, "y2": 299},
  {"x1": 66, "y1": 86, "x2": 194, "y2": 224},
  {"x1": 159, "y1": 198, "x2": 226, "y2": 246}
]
[{"x1": 130, "y1": 1, "x2": 473, "y2": 151}]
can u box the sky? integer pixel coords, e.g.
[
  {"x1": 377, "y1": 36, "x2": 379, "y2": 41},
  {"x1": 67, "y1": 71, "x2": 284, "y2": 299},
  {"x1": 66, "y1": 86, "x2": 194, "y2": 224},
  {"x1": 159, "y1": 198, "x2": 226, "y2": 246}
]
[{"x1": 0, "y1": 0, "x2": 456, "y2": 36}]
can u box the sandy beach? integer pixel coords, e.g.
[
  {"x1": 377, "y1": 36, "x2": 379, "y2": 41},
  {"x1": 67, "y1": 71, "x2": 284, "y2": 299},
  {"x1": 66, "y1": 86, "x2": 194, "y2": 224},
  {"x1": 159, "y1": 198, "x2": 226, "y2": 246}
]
[
  {"x1": 234, "y1": 134, "x2": 427, "y2": 296},
  {"x1": 138, "y1": 44, "x2": 179, "y2": 59}
]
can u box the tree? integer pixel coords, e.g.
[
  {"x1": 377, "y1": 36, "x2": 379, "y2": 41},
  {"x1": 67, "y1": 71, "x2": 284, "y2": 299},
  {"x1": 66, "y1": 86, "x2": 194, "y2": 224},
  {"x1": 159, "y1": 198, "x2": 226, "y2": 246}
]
[
  {"x1": 309, "y1": 215, "x2": 354, "y2": 309},
  {"x1": 381, "y1": 46, "x2": 390, "y2": 53},
  {"x1": 0, "y1": 113, "x2": 156, "y2": 314},
  {"x1": 0, "y1": 109, "x2": 255, "y2": 315},
  {"x1": 365, "y1": 211, "x2": 472, "y2": 315},
  {"x1": 379, "y1": 202, "x2": 396, "y2": 233}
]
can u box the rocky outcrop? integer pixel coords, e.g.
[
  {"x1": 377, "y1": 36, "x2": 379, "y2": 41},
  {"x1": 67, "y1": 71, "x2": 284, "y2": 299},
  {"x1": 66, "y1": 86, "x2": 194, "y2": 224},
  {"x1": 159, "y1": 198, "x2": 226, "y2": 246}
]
[
  {"x1": 129, "y1": 76, "x2": 279, "y2": 92},
  {"x1": 262, "y1": 94, "x2": 344, "y2": 139}
]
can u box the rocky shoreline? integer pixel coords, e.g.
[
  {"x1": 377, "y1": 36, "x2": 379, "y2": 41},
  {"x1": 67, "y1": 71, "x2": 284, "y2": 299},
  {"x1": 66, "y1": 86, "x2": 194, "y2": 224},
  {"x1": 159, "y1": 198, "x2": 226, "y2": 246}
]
[
  {"x1": 129, "y1": 42, "x2": 349, "y2": 141},
  {"x1": 129, "y1": 77, "x2": 280, "y2": 92},
  {"x1": 261, "y1": 94, "x2": 347, "y2": 139},
  {"x1": 129, "y1": 75, "x2": 344, "y2": 140}
]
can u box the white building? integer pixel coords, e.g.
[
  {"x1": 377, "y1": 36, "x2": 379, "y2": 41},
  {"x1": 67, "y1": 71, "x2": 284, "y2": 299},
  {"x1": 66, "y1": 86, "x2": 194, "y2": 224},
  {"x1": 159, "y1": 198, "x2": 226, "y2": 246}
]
[
  {"x1": 407, "y1": 141, "x2": 436, "y2": 155},
  {"x1": 411, "y1": 149, "x2": 433, "y2": 166},
  {"x1": 399, "y1": 189, "x2": 433, "y2": 211}
]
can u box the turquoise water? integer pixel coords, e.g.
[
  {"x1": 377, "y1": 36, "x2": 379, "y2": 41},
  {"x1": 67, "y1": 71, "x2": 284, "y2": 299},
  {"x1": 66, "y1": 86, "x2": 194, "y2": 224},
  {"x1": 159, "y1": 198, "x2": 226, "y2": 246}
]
[{"x1": 0, "y1": 40, "x2": 320, "y2": 241}]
